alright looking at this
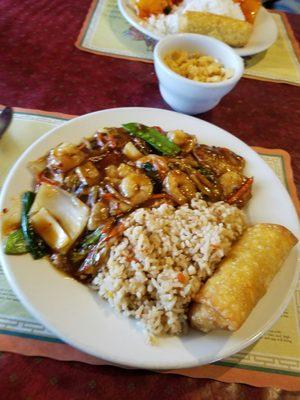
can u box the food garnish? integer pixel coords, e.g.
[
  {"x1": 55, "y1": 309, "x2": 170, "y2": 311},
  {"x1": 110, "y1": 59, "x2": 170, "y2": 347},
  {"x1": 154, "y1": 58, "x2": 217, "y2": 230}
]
[
  {"x1": 4, "y1": 229, "x2": 27, "y2": 255},
  {"x1": 21, "y1": 192, "x2": 48, "y2": 260},
  {"x1": 123, "y1": 123, "x2": 181, "y2": 155}
]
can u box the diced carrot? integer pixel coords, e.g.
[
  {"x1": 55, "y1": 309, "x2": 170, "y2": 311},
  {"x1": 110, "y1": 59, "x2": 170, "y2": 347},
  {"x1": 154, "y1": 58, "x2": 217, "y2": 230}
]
[
  {"x1": 177, "y1": 272, "x2": 187, "y2": 284},
  {"x1": 126, "y1": 255, "x2": 139, "y2": 263},
  {"x1": 102, "y1": 193, "x2": 115, "y2": 201},
  {"x1": 105, "y1": 223, "x2": 125, "y2": 241},
  {"x1": 101, "y1": 220, "x2": 115, "y2": 235}
]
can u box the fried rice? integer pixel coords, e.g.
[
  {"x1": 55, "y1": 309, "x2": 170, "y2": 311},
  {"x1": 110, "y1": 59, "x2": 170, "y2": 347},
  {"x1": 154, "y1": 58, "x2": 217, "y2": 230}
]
[{"x1": 92, "y1": 195, "x2": 247, "y2": 342}]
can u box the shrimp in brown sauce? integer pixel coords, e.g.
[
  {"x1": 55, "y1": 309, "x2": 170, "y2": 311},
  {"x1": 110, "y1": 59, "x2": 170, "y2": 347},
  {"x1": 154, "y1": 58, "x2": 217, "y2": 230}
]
[
  {"x1": 23, "y1": 124, "x2": 252, "y2": 281},
  {"x1": 167, "y1": 130, "x2": 196, "y2": 153},
  {"x1": 164, "y1": 170, "x2": 197, "y2": 205},
  {"x1": 120, "y1": 173, "x2": 153, "y2": 206},
  {"x1": 136, "y1": 155, "x2": 169, "y2": 180}
]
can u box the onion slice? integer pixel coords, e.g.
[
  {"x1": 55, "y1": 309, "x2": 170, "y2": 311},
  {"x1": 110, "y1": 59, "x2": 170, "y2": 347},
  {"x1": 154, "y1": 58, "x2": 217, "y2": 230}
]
[
  {"x1": 30, "y1": 184, "x2": 90, "y2": 251},
  {"x1": 31, "y1": 207, "x2": 70, "y2": 251}
]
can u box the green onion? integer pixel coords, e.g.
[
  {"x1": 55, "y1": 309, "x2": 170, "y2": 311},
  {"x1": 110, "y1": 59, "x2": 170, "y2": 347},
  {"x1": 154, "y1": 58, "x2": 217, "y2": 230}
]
[
  {"x1": 21, "y1": 192, "x2": 48, "y2": 260},
  {"x1": 4, "y1": 229, "x2": 27, "y2": 255}
]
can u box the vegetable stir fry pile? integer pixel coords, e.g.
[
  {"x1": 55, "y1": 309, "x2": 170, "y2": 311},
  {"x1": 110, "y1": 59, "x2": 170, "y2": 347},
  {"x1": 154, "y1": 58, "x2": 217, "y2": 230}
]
[{"x1": 4, "y1": 124, "x2": 253, "y2": 281}]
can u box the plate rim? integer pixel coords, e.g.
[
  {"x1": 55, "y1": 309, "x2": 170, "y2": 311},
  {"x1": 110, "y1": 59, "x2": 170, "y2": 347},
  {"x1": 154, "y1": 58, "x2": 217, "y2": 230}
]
[
  {"x1": 0, "y1": 107, "x2": 299, "y2": 369},
  {"x1": 117, "y1": 1, "x2": 278, "y2": 57}
]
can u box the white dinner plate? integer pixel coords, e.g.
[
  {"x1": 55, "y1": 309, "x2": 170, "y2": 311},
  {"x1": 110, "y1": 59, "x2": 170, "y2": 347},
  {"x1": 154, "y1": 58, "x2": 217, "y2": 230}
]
[
  {"x1": 118, "y1": 1, "x2": 278, "y2": 57},
  {"x1": 0, "y1": 107, "x2": 299, "y2": 370}
]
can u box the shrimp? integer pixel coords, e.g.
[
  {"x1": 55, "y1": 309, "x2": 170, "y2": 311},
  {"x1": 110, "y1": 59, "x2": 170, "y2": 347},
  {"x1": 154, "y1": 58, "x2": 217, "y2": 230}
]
[
  {"x1": 120, "y1": 173, "x2": 153, "y2": 206},
  {"x1": 136, "y1": 155, "x2": 169, "y2": 179},
  {"x1": 167, "y1": 130, "x2": 196, "y2": 153},
  {"x1": 48, "y1": 143, "x2": 86, "y2": 173},
  {"x1": 164, "y1": 170, "x2": 196, "y2": 205}
]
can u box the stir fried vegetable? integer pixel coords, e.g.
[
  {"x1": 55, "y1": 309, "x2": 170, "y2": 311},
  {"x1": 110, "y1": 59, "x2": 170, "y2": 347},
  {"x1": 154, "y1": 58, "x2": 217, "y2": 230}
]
[
  {"x1": 21, "y1": 192, "x2": 48, "y2": 259},
  {"x1": 30, "y1": 184, "x2": 90, "y2": 252},
  {"x1": 70, "y1": 227, "x2": 104, "y2": 263},
  {"x1": 75, "y1": 223, "x2": 124, "y2": 280},
  {"x1": 140, "y1": 161, "x2": 163, "y2": 192},
  {"x1": 123, "y1": 123, "x2": 181, "y2": 156},
  {"x1": 3, "y1": 122, "x2": 253, "y2": 281},
  {"x1": 4, "y1": 229, "x2": 27, "y2": 255}
]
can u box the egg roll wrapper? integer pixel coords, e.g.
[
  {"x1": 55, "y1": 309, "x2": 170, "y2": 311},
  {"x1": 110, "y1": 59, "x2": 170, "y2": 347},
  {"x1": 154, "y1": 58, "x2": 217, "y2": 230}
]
[
  {"x1": 179, "y1": 12, "x2": 253, "y2": 47},
  {"x1": 190, "y1": 224, "x2": 298, "y2": 332}
]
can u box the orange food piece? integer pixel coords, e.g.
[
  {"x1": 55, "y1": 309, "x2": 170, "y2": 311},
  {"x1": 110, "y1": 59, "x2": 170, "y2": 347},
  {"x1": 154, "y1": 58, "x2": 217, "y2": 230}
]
[
  {"x1": 101, "y1": 193, "x2": 115, "y2": 201},
  {"x1": 105, "y1": 223, "x2": 125, "y2": 241},
  {"x1": 177, "y1": 272, "x2": 187, "y2": 284},
  {"x1": 136, "y1": 0, "x2": 175, "y2": 18},
  {"x1": 234, "y1": 0, "x2": 260, "y2": 23},
  {"x1": 226, "y1": 177, "x2": 253, "y2": 206}
]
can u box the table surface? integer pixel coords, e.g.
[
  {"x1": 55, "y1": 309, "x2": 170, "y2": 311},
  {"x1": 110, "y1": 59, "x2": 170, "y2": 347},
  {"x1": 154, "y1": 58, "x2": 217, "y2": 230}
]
[{"x1": 0, "y1": 1, "x2": 299, "y2": 399}]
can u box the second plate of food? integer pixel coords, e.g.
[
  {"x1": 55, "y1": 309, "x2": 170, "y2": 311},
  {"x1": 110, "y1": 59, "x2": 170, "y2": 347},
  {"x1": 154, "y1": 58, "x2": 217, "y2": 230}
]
[
  {"x1": 118, "y1": 1, "x2": 278, "y2": 57},
  {"x1": 0, "y1": 107, "x2": 298, "y2": 369}
]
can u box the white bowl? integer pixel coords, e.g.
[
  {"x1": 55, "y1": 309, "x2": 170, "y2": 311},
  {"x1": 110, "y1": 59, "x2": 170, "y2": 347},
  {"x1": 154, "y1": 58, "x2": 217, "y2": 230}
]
[{"x1": 154, "y1": 34, "x2": 244, "y2": 115}]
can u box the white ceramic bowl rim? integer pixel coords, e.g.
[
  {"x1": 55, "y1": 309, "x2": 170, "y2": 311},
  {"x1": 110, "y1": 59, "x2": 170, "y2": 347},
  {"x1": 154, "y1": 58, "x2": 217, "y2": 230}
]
[{"x1": 154, "y1": 33, "x2": 244, "y2": 88}]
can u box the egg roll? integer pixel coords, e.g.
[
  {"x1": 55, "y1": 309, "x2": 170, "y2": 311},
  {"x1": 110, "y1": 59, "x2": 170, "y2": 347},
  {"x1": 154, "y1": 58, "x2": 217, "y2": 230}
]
[
  {"x1": 179, "y1": 12, "x2": 253, "y2": 48},
  {"x1": 190, "y1": 224, "x2": 298, "y2": 332}
]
